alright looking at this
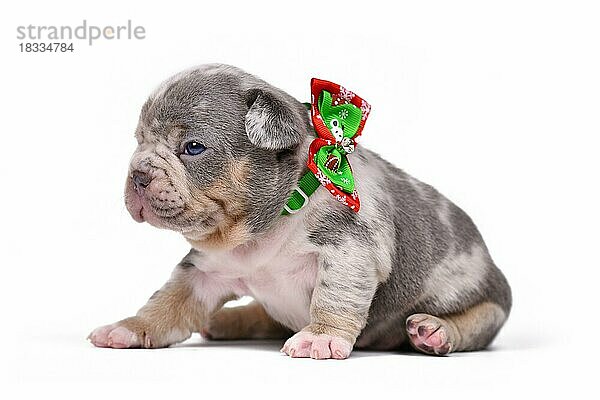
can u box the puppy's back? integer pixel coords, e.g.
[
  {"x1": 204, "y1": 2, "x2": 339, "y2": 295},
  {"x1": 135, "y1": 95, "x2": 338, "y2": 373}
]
[{"x1": 350, "y1": 148, "x2": 511, "y2": 349}]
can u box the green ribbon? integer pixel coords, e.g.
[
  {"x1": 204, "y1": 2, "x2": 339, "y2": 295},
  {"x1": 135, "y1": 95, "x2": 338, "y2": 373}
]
[
  {"x1": 315, "y1": 145, "x2": 354, "y2": 192},
  {"x1": 318, "y1": 91, "x2": 363, "y2": 140},
  {"x1": 282, "y1": 90, "x2": 363, "y2": 215},
  {"x1": 314, "y1": 91, "x2": 363, "y2": 193}
]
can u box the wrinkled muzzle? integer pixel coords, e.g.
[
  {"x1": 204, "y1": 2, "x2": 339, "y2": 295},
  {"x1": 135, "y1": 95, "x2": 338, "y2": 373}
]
[{"x1": 124, "y1": 146, "x2": 188, "y2": 227}]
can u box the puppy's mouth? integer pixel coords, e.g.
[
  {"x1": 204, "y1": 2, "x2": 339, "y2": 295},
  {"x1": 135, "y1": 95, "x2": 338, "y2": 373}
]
[
  {"x1": 128, "y1": 192, "x2": 184, "y2": 226},
  {"x1": 125, "y1": 180, "x2": 219, "y2": 233},
  {"x1": 142, "y1": 203, "x2": 184, "y2": 223},
  {"x1": 148, "y1": 199, "x2": 185, "y2": 219}
]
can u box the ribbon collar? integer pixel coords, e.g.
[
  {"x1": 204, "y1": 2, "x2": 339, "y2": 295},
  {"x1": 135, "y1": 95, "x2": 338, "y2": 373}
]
[{"x1": 283, "y1": 78, "x2": 371, "y2": 215}]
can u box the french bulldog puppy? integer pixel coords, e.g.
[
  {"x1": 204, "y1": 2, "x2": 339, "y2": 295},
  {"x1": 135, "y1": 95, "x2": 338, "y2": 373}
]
[{"x1": 89, "y1": 64, "x2": 511, "y2": 358}]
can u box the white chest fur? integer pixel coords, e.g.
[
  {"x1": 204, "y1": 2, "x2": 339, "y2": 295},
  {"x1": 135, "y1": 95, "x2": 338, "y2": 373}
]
[{"x1": 191, "y1": 220, "x2": 319, "y2": 332}]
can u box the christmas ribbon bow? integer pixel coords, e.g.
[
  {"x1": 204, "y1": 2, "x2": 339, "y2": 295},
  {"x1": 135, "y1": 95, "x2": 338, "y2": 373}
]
[{"x1": 283, "y1": 78, "x2": 371, "y2": 215}]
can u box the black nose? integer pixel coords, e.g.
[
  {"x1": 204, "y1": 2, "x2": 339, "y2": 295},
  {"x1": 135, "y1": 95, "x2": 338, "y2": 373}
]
[{"x1": 132, "y1": 170, "x2": 151, "y2": 189}]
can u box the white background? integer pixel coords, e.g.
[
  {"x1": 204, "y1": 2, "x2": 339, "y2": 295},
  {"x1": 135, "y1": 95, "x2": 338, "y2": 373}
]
[{"x1": 1, "y1": 0, "x2": 599, "y2": 398}]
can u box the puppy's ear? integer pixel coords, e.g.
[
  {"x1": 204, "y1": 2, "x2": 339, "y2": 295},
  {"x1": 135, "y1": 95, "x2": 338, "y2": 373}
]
[{"x1": 245, "y1": 88, "x2": 306, "y2": 150}]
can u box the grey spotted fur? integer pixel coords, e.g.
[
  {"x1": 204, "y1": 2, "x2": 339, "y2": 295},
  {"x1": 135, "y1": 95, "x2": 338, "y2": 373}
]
[{"x1": 121, "y1": 64, "x2": 512, "y2": 353}]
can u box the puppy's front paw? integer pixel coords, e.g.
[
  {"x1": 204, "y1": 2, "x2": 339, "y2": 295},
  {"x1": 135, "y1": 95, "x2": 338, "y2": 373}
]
[
  {"x1": 88, "y1": 317, "x2": 156, "y2": 349},
  {"x1": 281, "y1": 331, "x2": 353, "y2": 360}
]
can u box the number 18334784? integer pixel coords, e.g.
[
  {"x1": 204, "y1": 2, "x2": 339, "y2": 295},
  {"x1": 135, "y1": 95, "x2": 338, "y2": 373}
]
[{"x1": 19, "y1": 42, "x2": 74, "y2": 52}]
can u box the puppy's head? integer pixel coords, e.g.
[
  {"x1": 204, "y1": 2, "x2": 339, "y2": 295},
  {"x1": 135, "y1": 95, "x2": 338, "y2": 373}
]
[{"x1": 125, "y1": 64, "x2": 310, "y2": 250}]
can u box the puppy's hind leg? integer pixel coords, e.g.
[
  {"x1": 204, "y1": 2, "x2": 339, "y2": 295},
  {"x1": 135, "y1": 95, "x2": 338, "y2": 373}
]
[
  {"x1": 406, "y1": 302, "x2": 507, "y2": 355},
  {"x1": 202, "y1": 301, "x2": 292, "y2": 340}
]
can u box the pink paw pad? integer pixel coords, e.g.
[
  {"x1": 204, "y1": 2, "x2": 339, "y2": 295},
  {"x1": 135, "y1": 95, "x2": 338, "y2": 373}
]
[
  {"x1": 88, "y1": 324, "x2": 141, "y2": 349},
  {"x1": 406, "y1": 314, "x2": 453, "y2": 356},
  {"x1": 281, "y1": 331, "x2": 352, "y2": 360}
]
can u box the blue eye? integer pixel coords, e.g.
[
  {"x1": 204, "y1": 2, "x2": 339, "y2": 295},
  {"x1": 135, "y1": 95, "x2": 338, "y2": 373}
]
[{"x1": 184, "y1": 141, "x2": 206, "y2": 156}]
